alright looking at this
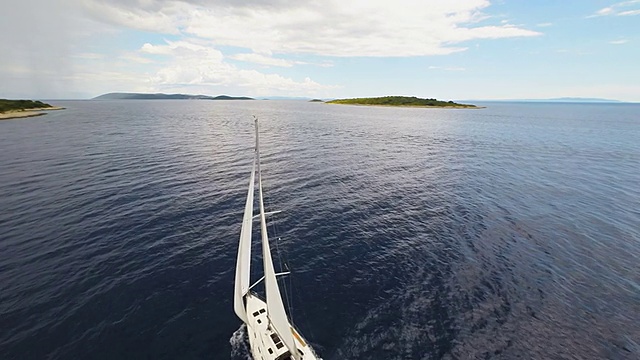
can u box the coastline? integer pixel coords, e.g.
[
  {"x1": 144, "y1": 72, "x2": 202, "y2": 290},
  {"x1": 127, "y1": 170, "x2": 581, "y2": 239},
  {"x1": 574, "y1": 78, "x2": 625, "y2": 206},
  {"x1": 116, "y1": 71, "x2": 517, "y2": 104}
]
[
  {"x1": 326, "y1": 103, "x2": 484, "y2": 109},
  {"x1": 0, "y1": 106, "x2": 65, "y2": 120}
]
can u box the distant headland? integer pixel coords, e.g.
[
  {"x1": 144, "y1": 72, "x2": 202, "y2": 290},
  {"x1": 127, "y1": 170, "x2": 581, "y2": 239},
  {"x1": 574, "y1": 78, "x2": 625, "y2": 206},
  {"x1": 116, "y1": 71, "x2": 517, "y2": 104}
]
[
  {"x1": 326, "y1": 96, "x2": 478, "y2": 108},
  {"x1": 0, "y1": 99, "x2": 64, "y2": 120},
  {"x1": 93, "y1": 93, "x2": 254, "y2": 100}
]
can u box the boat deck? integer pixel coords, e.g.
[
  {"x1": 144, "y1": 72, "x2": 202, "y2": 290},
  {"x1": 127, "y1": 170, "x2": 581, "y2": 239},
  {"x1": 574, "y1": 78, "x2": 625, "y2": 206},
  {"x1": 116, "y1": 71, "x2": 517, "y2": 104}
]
[{"x1": 245, "y1": 293, "x2": 318, "y2": 360}]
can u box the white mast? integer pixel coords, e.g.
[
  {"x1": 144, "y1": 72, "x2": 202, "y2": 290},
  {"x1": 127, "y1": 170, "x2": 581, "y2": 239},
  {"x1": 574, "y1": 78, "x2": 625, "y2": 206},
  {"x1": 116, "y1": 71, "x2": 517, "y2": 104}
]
[
  {"x1": 254, "y1": 118, "x2": 300, "y2": 360},
  {"x1": 233, "y1": 146, "x2": 256, "y2": 322}
]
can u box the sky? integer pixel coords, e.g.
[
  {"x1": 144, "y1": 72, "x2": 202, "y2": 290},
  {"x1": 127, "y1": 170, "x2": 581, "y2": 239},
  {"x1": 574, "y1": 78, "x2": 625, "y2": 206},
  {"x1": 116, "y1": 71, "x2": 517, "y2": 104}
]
[{"x1": 1, "y1": 0, "x2": 639, "y2": 101}]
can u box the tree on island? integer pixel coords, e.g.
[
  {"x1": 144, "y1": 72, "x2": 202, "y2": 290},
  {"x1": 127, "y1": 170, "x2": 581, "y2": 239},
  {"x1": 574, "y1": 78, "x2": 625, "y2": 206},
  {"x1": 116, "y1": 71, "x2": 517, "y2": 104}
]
[
  {"x1": 326, "y1": 96, "x2": 476, "y2": 107},
  {"x1": 0, "y1": 99, "x2": 53, "y2": 113}
]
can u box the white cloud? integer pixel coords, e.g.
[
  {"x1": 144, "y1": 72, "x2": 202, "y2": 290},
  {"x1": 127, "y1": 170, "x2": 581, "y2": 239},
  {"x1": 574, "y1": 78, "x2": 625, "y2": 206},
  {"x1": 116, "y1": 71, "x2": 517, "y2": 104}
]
[
  {"x1": 315, "y1": 61, "x2": 335, "y2": 68},
  {"x1": 618, "y1": 9, "x2": 640, "y2": 15},
  {"x1": 139, "y1": 40, "x2": 336, "y2": 95},
  {"x1": 79, "y1": 0, "x2": 541, "y2": 57},
  {"x1": 230, "y1": 53, "x2": 297, "y2": 67},
  {"x1": 609, "y1": 39, "x2": 629, "y2": 44},
  {"x1": 597, "y1": 7, "x2": 615, "y2": 16},
  {"x1": 119, "y1": 52, "x2": 154, "y2": 64},
  {"x1": 79, "y1": 0, "x2": 186, "y2": 34},
  {"x1": 229, "y1": 52, "x2": 334, "y2": 68},
  {"x1": 0, "y1": 0, "x2": 556, "y2": 98},
  {"x1": 588, "y1": 0, "x2": 640, "y2": 17}
]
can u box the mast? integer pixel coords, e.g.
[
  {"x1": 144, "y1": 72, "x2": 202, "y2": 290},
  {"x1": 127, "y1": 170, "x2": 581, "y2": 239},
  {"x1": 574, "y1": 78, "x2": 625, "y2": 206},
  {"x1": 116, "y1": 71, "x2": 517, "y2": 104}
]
[
  {"x1": 254, "y1": 118, "x2": 300, "y2": 360},
  {"x1": 234, "y1": 153, "x2": 256, "y2": 323}
]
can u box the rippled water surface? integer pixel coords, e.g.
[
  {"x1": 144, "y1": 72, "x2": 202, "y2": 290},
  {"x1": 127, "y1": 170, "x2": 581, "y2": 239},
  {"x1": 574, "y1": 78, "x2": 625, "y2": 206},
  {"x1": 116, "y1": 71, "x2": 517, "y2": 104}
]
[{"x1": 1, "y1": 100, "x2": 638, "y2": 359}]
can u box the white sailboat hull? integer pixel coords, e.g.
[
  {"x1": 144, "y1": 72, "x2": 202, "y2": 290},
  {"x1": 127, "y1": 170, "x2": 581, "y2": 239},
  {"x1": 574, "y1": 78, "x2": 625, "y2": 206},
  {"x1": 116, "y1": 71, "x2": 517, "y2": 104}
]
[{"x1": 245, "y1": 294, "x2": 320, "y2": 360}]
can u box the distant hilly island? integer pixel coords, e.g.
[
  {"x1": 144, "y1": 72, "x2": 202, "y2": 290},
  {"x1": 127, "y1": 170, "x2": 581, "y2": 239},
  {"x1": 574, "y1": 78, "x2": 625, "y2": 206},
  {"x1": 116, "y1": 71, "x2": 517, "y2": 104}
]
[
  {"x1": 93, "y1": 93, "x2": 254, "y2": 100},
  {"x1": 465, "y1": 97, "x2": 623, "y2": 103}
]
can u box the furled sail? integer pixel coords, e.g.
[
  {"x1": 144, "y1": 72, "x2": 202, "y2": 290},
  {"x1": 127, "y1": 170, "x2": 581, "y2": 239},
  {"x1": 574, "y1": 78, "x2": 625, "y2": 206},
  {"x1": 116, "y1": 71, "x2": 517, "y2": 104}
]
[
  {"x1": 254, "y1": 119, "x2": 300, "y2": 360},
  {"x1": 233, "y1": 157, "x2": 256, "y2": 323}
]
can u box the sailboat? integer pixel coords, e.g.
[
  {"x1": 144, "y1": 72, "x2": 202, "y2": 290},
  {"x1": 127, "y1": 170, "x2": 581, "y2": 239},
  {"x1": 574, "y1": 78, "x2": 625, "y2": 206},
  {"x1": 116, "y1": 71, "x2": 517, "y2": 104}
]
[{"x1": 234, "y1": 118, "x2": 320, "y2": 360}]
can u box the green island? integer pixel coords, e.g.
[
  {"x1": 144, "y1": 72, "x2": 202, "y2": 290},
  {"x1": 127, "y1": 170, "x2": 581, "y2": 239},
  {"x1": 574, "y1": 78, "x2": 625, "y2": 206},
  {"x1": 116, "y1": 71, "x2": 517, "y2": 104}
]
[
  {"x1": 0, "y1": 99, "x2": 64, "y2": 120},
  {"x1": 326, "y1": 96, "x2": 478, "y2": 108}
]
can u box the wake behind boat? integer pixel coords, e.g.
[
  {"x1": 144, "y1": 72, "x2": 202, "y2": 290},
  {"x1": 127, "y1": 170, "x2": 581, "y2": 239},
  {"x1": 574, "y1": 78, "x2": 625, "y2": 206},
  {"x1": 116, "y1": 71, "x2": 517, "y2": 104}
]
[{"x1": 234, "y1": 118, "x2": 320, "y2": 360}]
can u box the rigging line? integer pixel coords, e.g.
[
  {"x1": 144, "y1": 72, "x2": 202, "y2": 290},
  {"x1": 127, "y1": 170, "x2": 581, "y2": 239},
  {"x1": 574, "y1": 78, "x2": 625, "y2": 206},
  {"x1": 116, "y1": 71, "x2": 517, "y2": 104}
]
[
  {"x1": 260, "y1": 147, "x2": 295, "y2": 319},
  {"x1": 287, "y1": 259, "x2": 295, "y2": 325},
  {"x1": 269, "y1": 208, "x2": 295, "y2": 319},
  {"x1": 278, "y1": 236, "x2": 294, "y2": 322},
  {"x1": 262, "y1": 179, "x2": 288, "y2": 277},
  {"x1": 271, "y1": 219, "x2": 295, "y2": 319},
  {"x1": 263, "y1": 185, "x2": 285, "y2": 274},
  {"x1": 269, "y1": 208, "x2": 294, "y2": 319}
]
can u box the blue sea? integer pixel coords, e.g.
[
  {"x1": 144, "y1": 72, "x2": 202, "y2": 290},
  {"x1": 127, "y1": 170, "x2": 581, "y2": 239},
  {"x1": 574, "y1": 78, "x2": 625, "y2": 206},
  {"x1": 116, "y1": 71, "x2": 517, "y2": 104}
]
[{"x1": 0, "y1": 100, "x2": 638, "y2": 359}]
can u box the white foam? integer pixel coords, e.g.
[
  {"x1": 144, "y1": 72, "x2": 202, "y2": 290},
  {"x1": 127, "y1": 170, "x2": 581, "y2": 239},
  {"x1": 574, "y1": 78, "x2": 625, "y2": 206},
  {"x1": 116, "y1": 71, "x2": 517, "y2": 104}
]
[{"x1": 229, "y1": 324, "x2": 252, "y2": 359}]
